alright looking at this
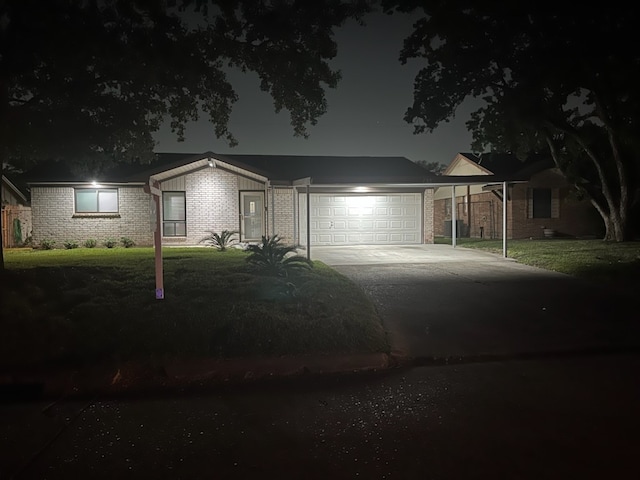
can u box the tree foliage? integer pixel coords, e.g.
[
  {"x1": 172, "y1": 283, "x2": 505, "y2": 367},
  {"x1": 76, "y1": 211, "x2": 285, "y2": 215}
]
[
  {"x1": 0, "y1": 0, "x2": 368, "y2": 267},
  {"x1": 415, "y1": 160, "x2": 444, "y2": 175},
  {"x1": 383, "y1": 1, "x2": 640, "y2": 241},
  {"x1": 1, "y1": 0, "x2": 368, "y2": 171}
]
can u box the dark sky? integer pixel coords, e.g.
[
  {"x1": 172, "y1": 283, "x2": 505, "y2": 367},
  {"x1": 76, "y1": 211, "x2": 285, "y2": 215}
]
[{"x1": 153, "y1": 11, "x2": 477, "y2": 166}]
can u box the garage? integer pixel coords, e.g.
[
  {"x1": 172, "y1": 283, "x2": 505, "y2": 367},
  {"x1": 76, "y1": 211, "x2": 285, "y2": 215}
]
[{"x1": 302, "y1": 193, "x2": 422, "y2": 246}]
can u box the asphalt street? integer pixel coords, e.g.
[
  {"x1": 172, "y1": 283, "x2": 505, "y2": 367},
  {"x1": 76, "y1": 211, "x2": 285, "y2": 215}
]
[
  {"x1": 2, "y1": 245, "x2": 639, "y2": 479},
  {"x1": 2, "y1": 354, "x2": 639, "y2": 479}
]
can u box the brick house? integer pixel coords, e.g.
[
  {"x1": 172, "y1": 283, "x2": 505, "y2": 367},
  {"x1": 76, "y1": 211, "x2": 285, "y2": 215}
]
[
  {"x1": 28, "y1": 152, "x2": 446, "y2": 248},
  {"x1": 433, "y1": 153, "x2": 601, "y2": 239}
]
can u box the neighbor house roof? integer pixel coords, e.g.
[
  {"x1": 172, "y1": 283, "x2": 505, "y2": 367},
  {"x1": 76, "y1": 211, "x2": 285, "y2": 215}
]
[
  {"x1": 458, "y1": 152, "x2": 554, "y2": 177},
  {"x1": 2, "y1": 174, "x2": 29, "y2": 204}
]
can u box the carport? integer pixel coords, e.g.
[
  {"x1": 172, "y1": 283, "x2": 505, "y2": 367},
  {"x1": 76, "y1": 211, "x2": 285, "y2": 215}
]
[{"x1": 293, "y1": 175, "x2": 527, "y2": 260}]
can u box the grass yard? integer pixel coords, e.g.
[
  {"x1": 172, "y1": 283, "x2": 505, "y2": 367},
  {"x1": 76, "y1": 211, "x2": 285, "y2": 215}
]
[
  {"x1": 1, "y1": 248, "x2": 389, "y2": 371},
  {"x1": 436, "y1": 237, "x2": 640, "y2": 293}
]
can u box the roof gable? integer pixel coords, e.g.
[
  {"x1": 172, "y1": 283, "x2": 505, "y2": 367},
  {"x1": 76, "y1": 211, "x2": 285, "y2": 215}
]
[
  {"x1": 444, "y1": 153, "x2": 493, "y2": 175},
  {"x1": 2, "y1": 174, "x2": 29, "y2": 204},
  {"x1": 449, "y1": 152, "x2": 555, "y2": 179}
]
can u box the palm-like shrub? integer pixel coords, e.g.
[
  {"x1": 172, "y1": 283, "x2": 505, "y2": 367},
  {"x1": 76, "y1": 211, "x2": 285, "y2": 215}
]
[
  {"x1": 199, "y1": 229, "x2": 238, "y2": 251},
  {"x1": 246, "y1": 235, "x2": 312, "y2": 277}
]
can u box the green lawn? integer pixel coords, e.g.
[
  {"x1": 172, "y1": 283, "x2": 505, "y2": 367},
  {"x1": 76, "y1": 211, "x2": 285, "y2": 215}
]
[
  {"x1": 435, "y1": 237, "x2": 640, "y2": 293},
  {"x1": 1, "y1": 247, "x2": 389, "y2": 370}
]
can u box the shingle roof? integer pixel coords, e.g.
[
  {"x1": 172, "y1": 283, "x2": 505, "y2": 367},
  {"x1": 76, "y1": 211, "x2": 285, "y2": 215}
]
[
  {"x1": 27, "y1": 152, "x2": 433, "y2": 184},
  {"x1": 214, "y1": 153, "x2": 430, "y2": 182}
]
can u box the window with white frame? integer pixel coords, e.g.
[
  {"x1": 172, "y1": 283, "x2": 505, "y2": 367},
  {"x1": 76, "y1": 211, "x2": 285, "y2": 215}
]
[
  {"x1": 75, "y1": 188, "x2": 118, "y2": 213},
  {"x1": 162, "y1": 191, "x2": 186, "y2": 236}
]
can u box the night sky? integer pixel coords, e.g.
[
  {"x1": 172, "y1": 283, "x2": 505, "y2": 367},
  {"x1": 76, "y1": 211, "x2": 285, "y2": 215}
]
[{"x1": 153, "y1": 11, "x2": 478, "y2": 166}]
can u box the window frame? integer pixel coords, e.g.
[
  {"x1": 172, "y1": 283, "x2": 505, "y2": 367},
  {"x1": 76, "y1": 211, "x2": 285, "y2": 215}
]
[
  {"x1": 74, "y1": 188, "x2": 119, "y2": 214},
  {"x1": 162, "y1": 191, "x2": 187, "y2": 237}
]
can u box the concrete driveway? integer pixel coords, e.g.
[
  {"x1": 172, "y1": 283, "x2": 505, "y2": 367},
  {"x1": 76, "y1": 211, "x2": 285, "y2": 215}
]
[{"x1": 310, "y1": 245, "x2": 640, "y2": 361}]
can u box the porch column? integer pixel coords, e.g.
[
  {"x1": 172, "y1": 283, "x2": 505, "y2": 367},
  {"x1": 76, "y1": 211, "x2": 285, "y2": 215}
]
[
  {"x1": 306, "y1": 184, "x2": 311, "y2": 261},
  {"x1": 293, "y1": 186, "x2": 298, "y2": 246},
  {"x1": 271, "y1": 184, "x2": 276, "y2": 236}
]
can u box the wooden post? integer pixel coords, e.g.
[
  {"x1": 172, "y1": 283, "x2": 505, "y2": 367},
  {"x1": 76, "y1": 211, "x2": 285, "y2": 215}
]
[{"x1": 149, "y1": 179, "x2": 164, "y2": 300}]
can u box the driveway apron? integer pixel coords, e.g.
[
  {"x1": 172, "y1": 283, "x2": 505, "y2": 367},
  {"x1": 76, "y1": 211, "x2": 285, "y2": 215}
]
[{"x1": 311, "y1": 245, "x2": 640, "y2": 361}]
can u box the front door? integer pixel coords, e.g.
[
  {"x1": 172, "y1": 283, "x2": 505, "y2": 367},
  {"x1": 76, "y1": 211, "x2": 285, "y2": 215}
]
[{"x1": 240, "y1": 192, "x2": 264, "y2": 241}]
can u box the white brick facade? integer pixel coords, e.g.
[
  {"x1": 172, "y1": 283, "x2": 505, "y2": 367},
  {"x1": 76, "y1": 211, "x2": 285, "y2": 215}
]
[
  {"x1": 423, "y1": 188, "x2": 435, "y2": 244},
  {"x1": 271, "y1": 187, "x2": 295, "y2": 244},
  {"x1": 31, "y1": 164, "x2": 437, "y2": 248},
  {"x1": 162, "y1": 168, "x2": 242, "y2": 245},
  {"x1": 31, "y1": 186, "x2": 153, "y2": 246}
]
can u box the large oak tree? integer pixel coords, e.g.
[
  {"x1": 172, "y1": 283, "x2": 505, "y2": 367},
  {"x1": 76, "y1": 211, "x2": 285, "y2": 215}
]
[
  {"x1": 383, "y1": 1, "x2": 640, "y2": 241},
  {"x1": 0, "y1": 0, "x2": 367, "y2": 265}
]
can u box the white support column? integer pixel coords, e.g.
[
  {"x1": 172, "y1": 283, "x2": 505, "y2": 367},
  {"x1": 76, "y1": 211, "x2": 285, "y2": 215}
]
[
  {"x1": 264, "y1": 180, "x2": 270, "y2": 237},
  {"x1": 293, "y1": 186, "x2": 298, "y2": 246},
  {"x1": 451, "y1": 185, "x2": 457, "y2": 248},
  {"x1": 503, "y1": 181, "x2": 508, "y2": 258},
  {"x1": 306, "y1": 184, "x2": 311, "y2": 261}
]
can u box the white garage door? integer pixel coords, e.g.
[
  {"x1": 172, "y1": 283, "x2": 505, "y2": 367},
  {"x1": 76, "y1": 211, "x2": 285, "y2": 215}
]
[{"x1": 306, "y1": 193, "x2": 422, "y2": 245}]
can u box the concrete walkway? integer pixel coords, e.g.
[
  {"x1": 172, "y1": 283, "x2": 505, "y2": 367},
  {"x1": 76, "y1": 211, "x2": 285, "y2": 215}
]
[{"x1": 311, "y1": 245, "x2": 640, "y2": 361}]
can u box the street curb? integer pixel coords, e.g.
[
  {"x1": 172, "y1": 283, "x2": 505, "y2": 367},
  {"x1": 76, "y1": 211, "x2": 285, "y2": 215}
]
[{"x1": 0, "y1": 352, "x2": 400, "y2": 401}]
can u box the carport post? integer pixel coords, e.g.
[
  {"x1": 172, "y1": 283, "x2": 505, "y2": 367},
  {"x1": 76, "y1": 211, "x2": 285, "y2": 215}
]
[
  {"x1": 451, "y1": 186, "x2": 457, "y2": 247},
  {"x1": 306, "y1": 184, "x2": 311, "y2": 261},
  {"x1": 503, "y1": 181, "x2": 508, "y2": 258}
]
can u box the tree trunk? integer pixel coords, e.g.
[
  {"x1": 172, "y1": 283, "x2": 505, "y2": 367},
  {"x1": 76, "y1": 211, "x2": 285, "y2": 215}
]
[{"x1": 594, "y1": 200, "x2": 628, "y2": 242}]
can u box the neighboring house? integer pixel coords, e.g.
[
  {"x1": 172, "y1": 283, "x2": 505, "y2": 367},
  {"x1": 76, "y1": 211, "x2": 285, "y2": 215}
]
[
  {"x1": 433, "y1": 152, "x2": 601, "y2": 239},
  {"x1": 2, "y1": 174, "x2": 32, "y2": 247},
  {"x1": 28, "y1": 152, "x2": 448, "y2": 248}
]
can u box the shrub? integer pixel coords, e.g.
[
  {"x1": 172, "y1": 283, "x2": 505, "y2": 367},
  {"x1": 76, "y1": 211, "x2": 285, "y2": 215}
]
[
  {"x1": 83, "y1": 239, "x2": 97, "y2": 248},
  {"x1": 63, "y1": 240, "x2": 79, "y2": 250},
  {"x1": 39, "y1": 239, "x2": 56, "y2": 250},
  {"x1": 103, "y1": 238, "x2": 117, "y2": 248},
  {"x1": 120, "y1": 237, "x2": 135, "y2": 248},
  {"x1": 246, "y1": 235, "x2": 312, "y2": 277},
  {"x1": 199, "y1": 230, "x2": 238, "y2": 251}
]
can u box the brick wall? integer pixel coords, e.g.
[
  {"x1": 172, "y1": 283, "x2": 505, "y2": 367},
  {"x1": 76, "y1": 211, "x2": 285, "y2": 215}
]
[
  {"x1": 31, "y1": 186, "x2": 153, "y2": 247},
  {"x1": 271, "y1": 187, "x2": 295, "y2": 244},
  {"x1": 162, "y1": 168, "x2": 240, "y2": 245},
  {"x1": 423, "y1": 188, "x2": 434, "y2": 244},
  {"x1": 433, "y1": 180, "x2": 600, "y2": 239}
]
